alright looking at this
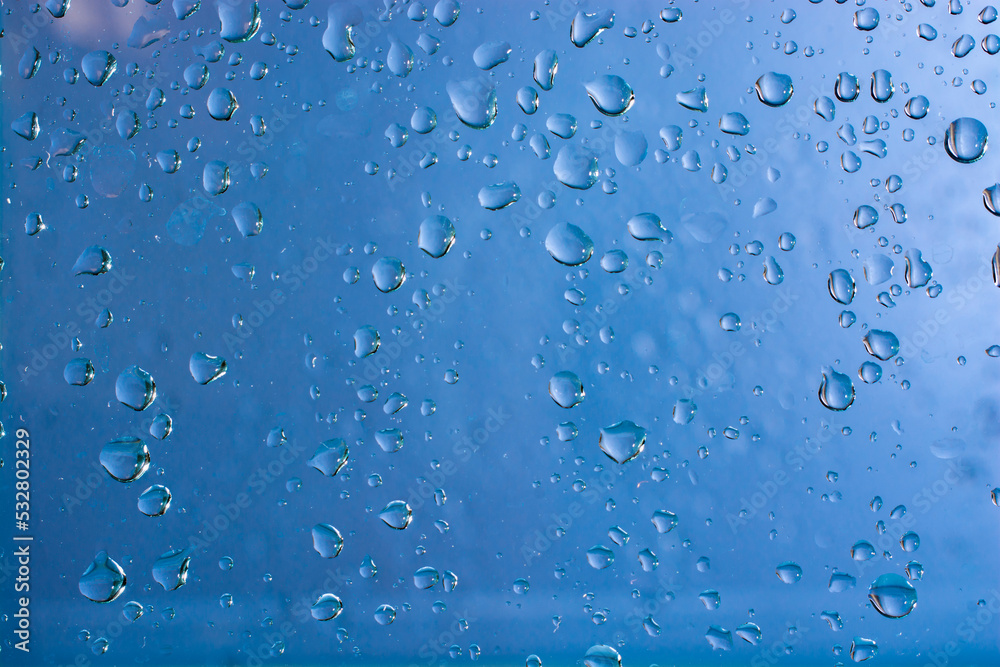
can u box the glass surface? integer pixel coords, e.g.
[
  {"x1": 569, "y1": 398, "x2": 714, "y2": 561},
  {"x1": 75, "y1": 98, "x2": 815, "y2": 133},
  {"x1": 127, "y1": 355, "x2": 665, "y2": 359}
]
[{"x1": 1, "y1": 1, "x2": 999, "y2": 666}]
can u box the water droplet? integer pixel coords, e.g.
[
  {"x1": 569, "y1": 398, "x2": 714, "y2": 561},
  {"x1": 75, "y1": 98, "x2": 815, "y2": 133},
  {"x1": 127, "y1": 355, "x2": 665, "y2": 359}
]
[
  {"x1": 953, "y1": 33, "x2": 976, "y2": 57},
  {"x1": 755, "y1": 72, "x2": 794, "y2": 107},
  {"x1": 138, "y1": 484, "x2": 172, "y2": 516},
  {"x1": 720, "y1": 112, "x2": 749, "y2": 135},
  {"x1": 871, "y1": 69, "x2": 894, "y2": 102},
  {"x1": 79, "y1": 552, "x2": 127, "y2": 603},
  {"x1": 554, "y1": 145, "x2": 599, "y2": 190},
  {"x1": 533, "y1": 50, "x2": 558, "y2": 90},
  {"x1": 116, "y1": 365, "x2": 156, "y2": 411},
  {"x1": 814, "y1": 96, "x2": 836, "y2": 121},
  {"x1": 473, "y1": 41, "x2": 511, "y2": 70},
  {"x1": 720, "y1": 313, "x2": 741, "y2": 331},
  {"x1": 308, "y1": 439, "x2": 349, "y2": 476},
  {"x1": 945, "y1": 117, "x2": 988, "y2": 163},
  {"x1": 545, "y1": 222, "x2": 594, "y2": 266},
  {"x1": 478, "y1": 182, "x2": 521, "y2": 210},
  {"x1": 414, "y1": 566, "x2": 440, "y2": 589},
  {"x1": 651, "y1": 509, "x2": 678, "y2": 533},
  {"x1": 835, "y1": 72, "x2": 860, "y2": 102},
  {"x1": 763, "y1": 256, "x2": 784, "y2": 285},
  {"x1": 374, "y1": 604, "x2": 397, "y2": 625},
  {"x1": 854, "y1": 8, "x2": 879, "y2": 30},
  {"x1": 375, "y1": 428, "x2": 403, "y2": 453},
  {"x1": 676, "y1": 87, "x2": 709, "y2": 112},
  {"x1": 549, "y1": 371, "x2": 585, "y2": 408},
  {"x1": 152, "y1": 548, "x2": 191, "y2": 591},
  {"x1": 218, "y1": 0, "x2": 261, "y2": 42},
  {"x1": 673, "y1": 399, "x2": 697, "y2": 424},
  {"x1": 859, "y1": 361, "x2": 882, "y2": 384},
  {"x1": 585, "y1": 545, "x2": 614, "y2": 569},
  {"x1": 64, "y1": 358, "x2": 95, "y2": 386},
  {"x1": 73, "y1": 245, "x2": 113, "y2": 275},
  {"x1": 863, "y1": 330, "x2": 899, "y2": 360},
  {"x1": 571, "y1": 10, "x2": 615, "y2": 47},
  {"x1": 819, "y1": 367, "x2": 855, "y2": 411},
  {"x1": 705, "y1": 626, "x2": 733, "y2": 651},
  {"x1": 516, "y1": 87, "x2": 539, "y2": 115},
  {"x1": 311, "y1": 593, "x2": 343, "y2": 621},
  {"x1": 189, "y1": 352, "x2": 227, "y2": 384},
  {"x1": 868, "y1": 573, "x2": 917, "y2": 618},
  {"x1": 852, "y1": 540, "x2": 876, "y2": 560},
  {"x1": 863, "y1": 255, "x2": 894, "y2": 284},
  {"x1": 418, "y1": 215, "x2": 456, "y2": 258},
  {"x1": 598, "y1": 420, "x2": 646, "y2": 463},
  {"x1": 81, "y1": 50, "x2": 117, "y2": 86},
  {"x1": 203, "y1": 159, "x2": 230, "y2": 196},
  {"x1": 372, "y1": 257, "x2": 405, "y2": 292},
  {"x1": 447, "y1": 79, "x2": 497, "y2": 129},
  {"x1": 829, "y1": 571, "x2": 857, "y2": 592},
  {"x1": 312, "y1": 524, "x2": 344, "y2": 558},
  {"x1": 900, "y1": 531, "x2": 920, "y2": 552},
  {"x1": 614, "y1": 130, "x2": 647, "y2": 166},
  {"x1": 851, "y1": 637, "x2": 879, "y2": 662},
  {"x1": 775, "y1": 561, "x2": 803, "y2": 583},
  {"x1": 379, "y1": 500, "x2": 412, "y2": 529}
]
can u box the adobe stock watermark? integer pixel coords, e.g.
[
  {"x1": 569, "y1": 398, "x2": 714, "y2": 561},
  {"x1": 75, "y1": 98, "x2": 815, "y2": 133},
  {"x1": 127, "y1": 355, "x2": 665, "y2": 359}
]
[
  {"x1": 922, "y1": 589, "x2": 1000, "y2": 667},
  {"x1": 222, "y1": 235, "x2": 340, "y2": 354},
  {"x1": 19, "y1": 267, "x2": 136, "y2": 383},
  {"x1": 186, "y1": 439, "x2": 307, "y2": 552},
  {"x1": 725, "y1": 416, "x2": 845, "y2": 534},
  {"x1": 403, "y1": 406, "x2": 510, "y2": 514},
  {"x1": 623, "y1": 572, "x2": 686, "y2": 637},
  {"x1": 519, "y1": 467, "x2": 616, "y2": 566},
  {"x1": 679, "y1": 285, "x2": 799, "y2": 401}
]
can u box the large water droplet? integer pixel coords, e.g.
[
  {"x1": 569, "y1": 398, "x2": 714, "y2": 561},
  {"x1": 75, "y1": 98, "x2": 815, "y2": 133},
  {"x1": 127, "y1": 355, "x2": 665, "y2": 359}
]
[
  {"x1": 203, "y1": 160, "x2": 230, "y2": 196},
  {"x1": 473, "y1": 40, "x2": 511, "y2": 70},
  {"x1": 372, "y1": 257, "x2": 406, "y2": 292},
  {"x1": 79, "y1": 552, "x2": 127, "y2": 603},
  {"x1": 64, "y1": 358, "x2": 95, "y2": 386},
  {"x1": 418, "y1": 215, "x2": 456, "y2": 258},
  {"x1": 904, "y1": 249, "x2": 932, "y2": 288},
  {"x1": 413, "y1": 566, "x2": 440, "y2": 589},
  {"x1": 309, "y1": 439, "x2": 349, "y2": 476},
  {"x1": 871, "y1": 69, "x2": 894, "y2": 102},
  {"x1": 868, "y1": 573, "x2": 917, "y2": 618},
  {"x1": 206, "y1": 87, "x2": 238, "y2": 120},
  {"x1": 311, "y1": 593, "x2": 343, "y2": 620},
  {"x1": 533, "y1": 50, "x2": 558, "y2": 90},
  {"x1": 379, "y1": 500, "x2": 412, "y2": 529},
  {"x1": 554, "y1": 145, "x2": 599, "y2": 189},
  {"x1": 599, "y1": 420, "x2": 646, "y2": 464},
  {"x1": 585, "y1": 545, "x2": 614, "y2": 569},
  {"x1": 627, "y1": 212, "x2": 667, "y2": 241},
  {"x1": 651, "y1": 509, "x2": 678, "y2": 533},
  {"x1": 152, "y1": 548, "x2": 191, "y2": 591},
  {"x1": 819, "y1": 367, "x2": 855, "y2": 411},
  {"x1": 312, "y1": 524, "x2": 344, "y2": 558},
  {"x1": 73, "y1": 245, "x2": 112, "y2": 275},
  {"x1": 100, "y1": 437, "x2": 151, "y2": 482},
  {"x1": 218, "y1": 0, "x2": 261, "y2": 43},
  {"x1": 854, "y1": 7, "x2": 879, "y2": 30},
  {"x1": 322, "y1": 4, "x2": 362, "y2": 62},
  {"x1": 851, "y1": 637, "x2": 878, "y2": 662},
  {"x1": 138, "y1": 485, "x2": 172, "y2": 517},
  {"x1": 549, "y1": 371, "x2": 585, "y2": 408},
  {"x1": 478, "y1": 182, "x2": 521, "y2": 210},
  {"x1": 945, "y1": 117, "x2": 988, "y2": 163},
  {"x1": 81, "y1": 50, "x2": 117, "y2": 86},
  {"x1": 447, "y1": 79, "x2": 497, "y2": 129},
  {"x1": 545, "y1": 222, "x2": 594, "y2": 266},
  {"x1": 585, "y1": 75, "x2": 634, "y2": 116},
  {"x1": 571, "y1": 10, "x2": 615, "y2": 47},
  {"x1": 835, "y1": 72, "x2": 860, "y2": 102},
  {"x1": 189, "y1": 352, "x2": 227, "y2": 384},
  {"x1": 116, "y1": 365, "x2": 156, "y2": 411},
  {"x1": 775, "y1": 561, "x2": 803, "y2": 583},
  {"x1": 755, "y1": 72, "x2": 793, "y2": 107},
  {"x1": 676, "y1": 87, "x2": 708, "y2": 112}
]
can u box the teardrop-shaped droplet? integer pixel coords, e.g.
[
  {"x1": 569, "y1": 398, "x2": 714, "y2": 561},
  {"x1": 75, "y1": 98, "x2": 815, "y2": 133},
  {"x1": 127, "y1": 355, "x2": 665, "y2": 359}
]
[
  {"x1": 100, "y1": 437, "x2": 151, "y2": 482},
  {"x1": 473, "y1": 40, "x2": 511, "y2": 70},
  {"x1": 379, "y1": 500, "x2": 413, "y2": 529},
  {"x1": 447, "y1": 79, "x2": 498, "y2": 129},
  {"x1": 116, "y1": 365, "x2": 156, "y2": 411},
  {"x1": 387, "y1": 36, "x2": 414, "y2": 77},
  {"x1": 152, "y1": 548, "x2": 191, "y2": 591},
  {"x1": 835, "y1": 72, "x2": 860, "y2": 102},
  {"x1": 231, "y1": 201, "x2": 263, "y2": 237},
  {"x1": 871, "y1": 69, "x2": 894, "y2": 102},
  {"x1": 571, "y1": 9, "x2": 615, "y2": 47},
  {"x1": 189, "y1": 352, "x2": 227, "y2": 384},
  {"x1": 676, "y1": 87, "x2": 709, "y2": 112},
  {"x1": 775, "y1": 561, "x2": 803, "y2": 584},
  {"x1": 763, "y1": 256, "x2": 784, "y2": 285},
  {"x1": 904, "y1": 249, "x2": 932, "y2": 288},
  {"x1": 819, "y1": 367, "x2": 855, "y2": 411},
  {"x1": 599, "y1": 420, "x2": 646, "y2": 464},
  {"x1": 309, "y1": 439, "x2": 349, "y2": 476},
  {"x1": 627, "y1": 212, "x2": 666, "y2": 241},
  {"x1": 354, "y1": 325, "x2": 380, "y2": 358},
  {"x1": 854, "y1": 205, "x2": 878, "y2": 229},
  {"x1": 322, "y1": 4, "x2": 362, "y2": 62},
  {"x1": 312, "y1": 524, "x2": 344, "y2": 558},
  {"x1": 311, "y1": 593, "x2": 343, "y2": 621},
  {"x1": 585, "y1": 75, "x2": 634, "y2": 116},
  {"x1": 79, "y1": 551, "x2": 127, "y2": 603},
  {"x1": 73, "y1": 245, "x2": 112, "y2": 275},
  {"x1": 585, "y1": 545, "x2": 615, "y2": 569},
  {"x1": 863, "y1": 330, "x2": 900, "y2": 360}
]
